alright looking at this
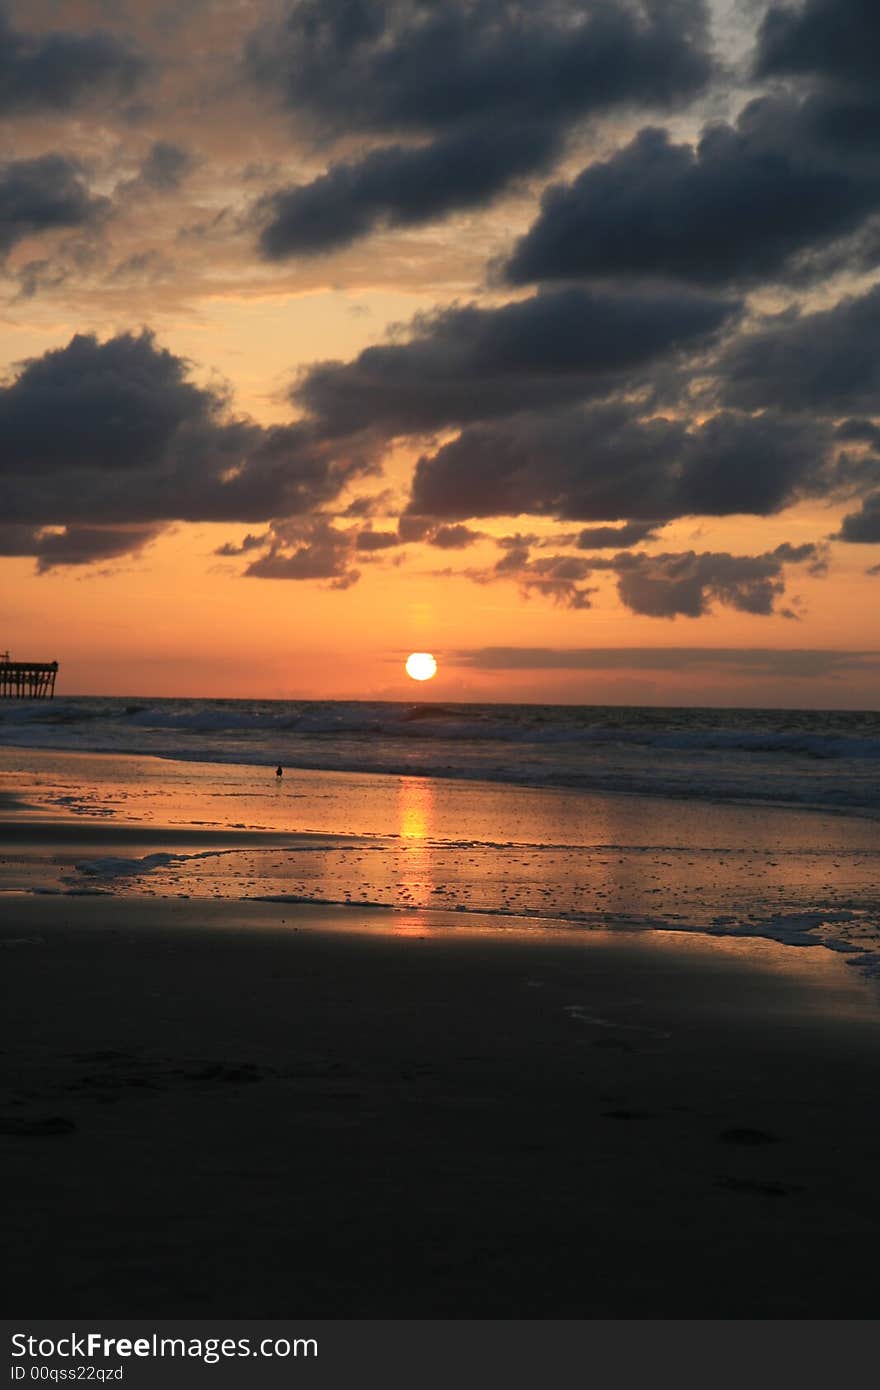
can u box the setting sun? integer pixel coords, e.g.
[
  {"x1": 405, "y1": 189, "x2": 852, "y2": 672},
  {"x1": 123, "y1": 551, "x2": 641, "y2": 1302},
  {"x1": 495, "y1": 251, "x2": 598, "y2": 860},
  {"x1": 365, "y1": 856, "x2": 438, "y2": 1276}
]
[{"x1": 405, "y1": 652, "x2": 438, "y2": 682}]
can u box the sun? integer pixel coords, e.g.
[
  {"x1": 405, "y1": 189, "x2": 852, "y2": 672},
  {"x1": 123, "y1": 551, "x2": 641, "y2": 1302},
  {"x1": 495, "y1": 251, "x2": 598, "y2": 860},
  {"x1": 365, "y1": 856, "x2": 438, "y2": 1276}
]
[{"x1": 405, "y1": 652, "x2": 438, "y2": 682}]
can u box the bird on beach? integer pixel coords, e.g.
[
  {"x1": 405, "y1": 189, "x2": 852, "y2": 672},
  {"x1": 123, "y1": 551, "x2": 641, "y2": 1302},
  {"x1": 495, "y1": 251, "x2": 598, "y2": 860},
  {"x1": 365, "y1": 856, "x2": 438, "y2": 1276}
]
[{"x1": 275, "y1": 765, "x2": 283, "y2": 778}]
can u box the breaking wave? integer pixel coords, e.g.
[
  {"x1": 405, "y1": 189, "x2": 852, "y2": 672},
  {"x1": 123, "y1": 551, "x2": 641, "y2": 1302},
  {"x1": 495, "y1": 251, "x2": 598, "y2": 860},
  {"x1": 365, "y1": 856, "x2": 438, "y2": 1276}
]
[{"x1": 2, "y1": 696, "x2": 879, "y2": 814}]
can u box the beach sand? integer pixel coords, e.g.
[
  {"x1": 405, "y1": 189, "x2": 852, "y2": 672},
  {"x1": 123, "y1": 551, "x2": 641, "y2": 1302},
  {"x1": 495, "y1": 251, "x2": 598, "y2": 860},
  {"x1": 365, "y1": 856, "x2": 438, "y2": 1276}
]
[{"x1": 2, "y1": 893, "x2": 880, "y2": 1318}]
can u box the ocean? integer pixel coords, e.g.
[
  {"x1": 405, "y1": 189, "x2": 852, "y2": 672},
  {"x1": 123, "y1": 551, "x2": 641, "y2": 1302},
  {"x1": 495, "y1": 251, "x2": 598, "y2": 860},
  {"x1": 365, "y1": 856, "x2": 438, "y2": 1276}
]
[
  {"x1": 2, "y1": 695, "x2": 880, "y2": 811},
  {"x1": 1, "y1": 696, "x2": 879, "y2": 978}
]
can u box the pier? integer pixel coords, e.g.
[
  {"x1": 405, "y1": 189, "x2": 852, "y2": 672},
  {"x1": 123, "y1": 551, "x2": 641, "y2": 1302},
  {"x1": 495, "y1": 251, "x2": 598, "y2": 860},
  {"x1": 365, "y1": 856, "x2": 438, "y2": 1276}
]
[{"x1": 0, "y1": 652, "x2": 58, "y2": 699}]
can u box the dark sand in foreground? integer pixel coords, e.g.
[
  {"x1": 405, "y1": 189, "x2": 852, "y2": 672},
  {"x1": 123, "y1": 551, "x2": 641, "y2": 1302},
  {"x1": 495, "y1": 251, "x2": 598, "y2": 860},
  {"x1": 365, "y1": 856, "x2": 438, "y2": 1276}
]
[{"x1": 2, "y1": 896, "x2": 880, "y2": 1318}]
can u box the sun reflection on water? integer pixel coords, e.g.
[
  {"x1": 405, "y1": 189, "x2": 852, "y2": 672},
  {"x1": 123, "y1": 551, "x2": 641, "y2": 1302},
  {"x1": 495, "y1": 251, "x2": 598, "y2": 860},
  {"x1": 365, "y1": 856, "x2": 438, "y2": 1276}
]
[
  {"x1": 400, "y1": 775, "x2": 434, "y2": 841},
  {"x1": 395, "y1": 776, "x2": 439, "y2": 932}
]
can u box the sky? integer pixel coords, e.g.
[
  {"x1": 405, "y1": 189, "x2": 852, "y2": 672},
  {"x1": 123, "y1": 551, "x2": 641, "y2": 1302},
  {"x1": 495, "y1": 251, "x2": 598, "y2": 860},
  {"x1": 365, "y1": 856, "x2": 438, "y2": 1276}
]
[{"x1": 2, "y1": 0, "x2": 880, "y2": 707}]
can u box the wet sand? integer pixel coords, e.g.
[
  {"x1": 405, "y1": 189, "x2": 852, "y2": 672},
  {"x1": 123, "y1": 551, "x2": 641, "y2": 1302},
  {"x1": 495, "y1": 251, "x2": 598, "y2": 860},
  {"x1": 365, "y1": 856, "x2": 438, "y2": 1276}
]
[
  {"x1": 3, "y1": 747, "x2": 880, "y2": 961},
  {"x1": 2, "y1": 894, "x2": 880, "y2": 1318}
]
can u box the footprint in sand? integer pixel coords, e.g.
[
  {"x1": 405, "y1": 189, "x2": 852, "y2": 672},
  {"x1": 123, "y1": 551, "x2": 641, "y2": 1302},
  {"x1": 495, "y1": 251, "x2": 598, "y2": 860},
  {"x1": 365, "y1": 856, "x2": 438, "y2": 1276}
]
[
  {"x1": 0, "y1": 1114, "x2": 77, "y2": 1136},
  {"x1": 183, "y1": 1062, "x2": 266, "y2": 1084},
  {"x1": 601, "y1": 1108, "x2": 655, "y2": 1121},
  {"x1": 718, "y1": 1126, "x2": 781, "y2": 1145},
  {"x1": 72, "y1": 1049, "x2": 133, "y2": 1063},
  {"x1": 716, "y1": 1175, "x2": 796, "y2": 1198},
  {"x1": 564, "y1": 1005, "x2": 671, "y2": 1039}
]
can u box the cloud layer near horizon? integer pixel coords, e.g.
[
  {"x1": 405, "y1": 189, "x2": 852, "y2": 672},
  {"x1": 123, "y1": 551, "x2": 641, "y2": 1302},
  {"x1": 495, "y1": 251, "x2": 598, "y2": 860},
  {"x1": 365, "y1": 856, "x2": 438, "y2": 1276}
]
[{"x1": 455, "y1": 646, "x2": 880, "y2": 677}]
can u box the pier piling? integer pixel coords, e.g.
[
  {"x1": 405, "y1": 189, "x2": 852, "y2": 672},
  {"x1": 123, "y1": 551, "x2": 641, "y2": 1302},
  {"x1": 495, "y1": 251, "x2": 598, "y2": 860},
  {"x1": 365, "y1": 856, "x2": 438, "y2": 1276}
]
[{"x1": 0, "y1": 653, "x2": 58, "y2": 698}]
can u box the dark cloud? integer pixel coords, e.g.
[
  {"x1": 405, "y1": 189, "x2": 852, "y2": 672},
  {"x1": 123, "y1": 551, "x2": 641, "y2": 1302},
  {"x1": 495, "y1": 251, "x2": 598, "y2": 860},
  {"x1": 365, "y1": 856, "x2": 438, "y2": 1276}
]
[
  {"x1": 407, "y1": 405, "x2": 670, "y2": 520},
  {"x1": 0, "y1": 3, "x2": 145, "y2": 115},
  {"x1": 429, "y1": 524, "x2": 484, "y2": 549},
  {"x1": 836, "y1": 419, "x2": 880, "y2": 448},
  {"x1": 749, "y1": 3, "x2": 880, "y2": 193},
  {"x1": 0, "y1": 523, "x2": 39, "y2": 557},
  {"x1": 0, "y1": 330, "x2": 219, "y2": 476},
  {"x1": 462, "y1": 539, "x2": 820, "y2": 616},
  {"x1": 477, "y1": 545, "x2": 597, "y2": 609},
  {"x1": 576, "y1": 520, "x2": 661, "y2": 547},
  {"x1": 493, "y1": 539, "x2": 532, "y2": 574},
  {"x1": 503, "y1": 1, "x2": 880, "y2": 290},
  {"x1": 607, "y1": 548, "x2": 803, "y2": 618},
  {"x1": 297, "y1": 285, "x2": 738, "y2": 436},
  {"x1": 257, "y1": 123, "x2": 559, "y2": 257},
  {"x1": 773, "y1": 540, "x2": 831, "y2": 576},
  {"x1": 516, "y1": 555, "x2": 597, "y2": 609},
  {"x1": 222, "y1": 514, "x2": 409, "y2": 586},
  {"x1": 278, "y1": 513, "x2": 487, "y2": 557},
  {"x1": 255, "y1": 124, "x2": 556, "y2": 258},
  {"x1": 0, "y1": 331, "x2": 376, "y2": 565},
  {"x1": 718, "y1": 285, "x2": 880, "y2": 416},
  {"x1": 0, "y1": 522, "x2": 160, "y2": 571},
  {"x1": 243, "y1": 520, "x2": 360, "y2": 588},
  {"x1": 12, "y1": 257, "x2": 67, "y2": 299},
  {"x1": 249, "y1": 0, "x2": 712, "y2": 253},
  {"x1": 132, "y1": 142, "x2": 195, "y2": 194},
  {"x1": 0, "y1": 155, "x2": 107, "y2": 256},
  {"x1": 457, "y1": 646, "x2": 880, "y2": 676},
  {"x1": 406, "y1": 403, "x2": 831, "y2": 523},
  {"x1": 675, "y1": 411, "x2": 827, "y2": 518},
  {"x1": 248, "y1": 0, "x2": 711, "y2": 137},
  {"x1": 837, "y1": 492, "x2": 880, "y2": 543},
  {"x1": 354, "y1": 528, "x2": 400, "y2": 550},
  {"x1": 770, "y1": 216, "x2": 880, "y2": 291},
  {"x1": 497, "y1": 532, "x2": 540, "y2": 551},
  {"x1": 755, "y1": 0, "x2": 879, "y2": 90},
  {"x1": 342, "y1": 489, "x2": 397, "y2": 518},
  {"x1": 214, "y1": 532, "x2": 271, "y2": 557},
  {"x1": 504, "y1": 109, "x2": 880, "y2": 286},
  {"x1": 1, "y1": 0, "x2": 873, "y2": 623},
  {"x1": 397, "y1": 514, "x2": 433, "y2": 542},
  {"x1": 31, "y1": 525, "x2": 159, "y2": 573}
]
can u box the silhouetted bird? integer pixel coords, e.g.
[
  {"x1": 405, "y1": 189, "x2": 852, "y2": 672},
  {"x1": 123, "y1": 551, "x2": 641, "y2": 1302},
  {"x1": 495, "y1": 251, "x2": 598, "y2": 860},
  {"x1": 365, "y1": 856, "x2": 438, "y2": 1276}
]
[{"x1": 276, "y1": 765, "x2": 283, "y2": 778}]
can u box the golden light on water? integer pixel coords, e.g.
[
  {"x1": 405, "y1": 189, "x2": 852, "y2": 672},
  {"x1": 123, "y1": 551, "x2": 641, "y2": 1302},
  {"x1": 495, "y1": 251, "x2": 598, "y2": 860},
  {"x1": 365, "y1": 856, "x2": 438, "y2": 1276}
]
[
  {"x1": 394, "y1": 777, "x2": 436, "y2": 934},
  {"x1": 399, "y1": 775, "x2": 434, "y2": 840},
  {"x1": 405, "y1": 652, "x2": 438, "y2": 681}
]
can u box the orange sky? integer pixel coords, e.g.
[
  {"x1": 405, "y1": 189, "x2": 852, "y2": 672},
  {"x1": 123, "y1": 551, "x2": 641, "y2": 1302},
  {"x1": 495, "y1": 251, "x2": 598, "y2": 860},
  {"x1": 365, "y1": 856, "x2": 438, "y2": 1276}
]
[
  {"x1": 6, "y1": 504, "x2": 878, "y2": 706},
  {"x1": 2, "y1": 0, "x2": 880, "y2": 708}
]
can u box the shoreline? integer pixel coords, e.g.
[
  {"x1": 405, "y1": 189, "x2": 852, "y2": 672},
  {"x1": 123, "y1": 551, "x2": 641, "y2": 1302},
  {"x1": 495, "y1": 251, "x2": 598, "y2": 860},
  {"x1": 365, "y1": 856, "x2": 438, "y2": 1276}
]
[
  {"x1": 3, "y1": 744, "x2": 880, "y2": 976},
  {"x1": 3, "y1": 895, "x2": 880, "y2": 1317},
  {"x1": 2, "y1": 737, "x2": 879, "y2": 827},
  {"x1": 4, "y1": 743, "x2": 879, "y2": 850}
]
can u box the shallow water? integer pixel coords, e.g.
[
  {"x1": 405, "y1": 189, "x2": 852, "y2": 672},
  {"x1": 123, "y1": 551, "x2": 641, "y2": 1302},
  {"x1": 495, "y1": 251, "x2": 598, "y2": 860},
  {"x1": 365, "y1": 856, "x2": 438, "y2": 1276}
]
[{"x1": 2, "y1": 746, "x2": 879, "y2": 982}]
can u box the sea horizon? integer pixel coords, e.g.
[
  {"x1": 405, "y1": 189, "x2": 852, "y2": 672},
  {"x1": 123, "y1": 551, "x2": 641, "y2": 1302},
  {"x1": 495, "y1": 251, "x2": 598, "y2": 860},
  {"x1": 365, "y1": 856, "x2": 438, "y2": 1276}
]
[{"x1": 17, "y1": 685, "x2": 880, "y2": 713}]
